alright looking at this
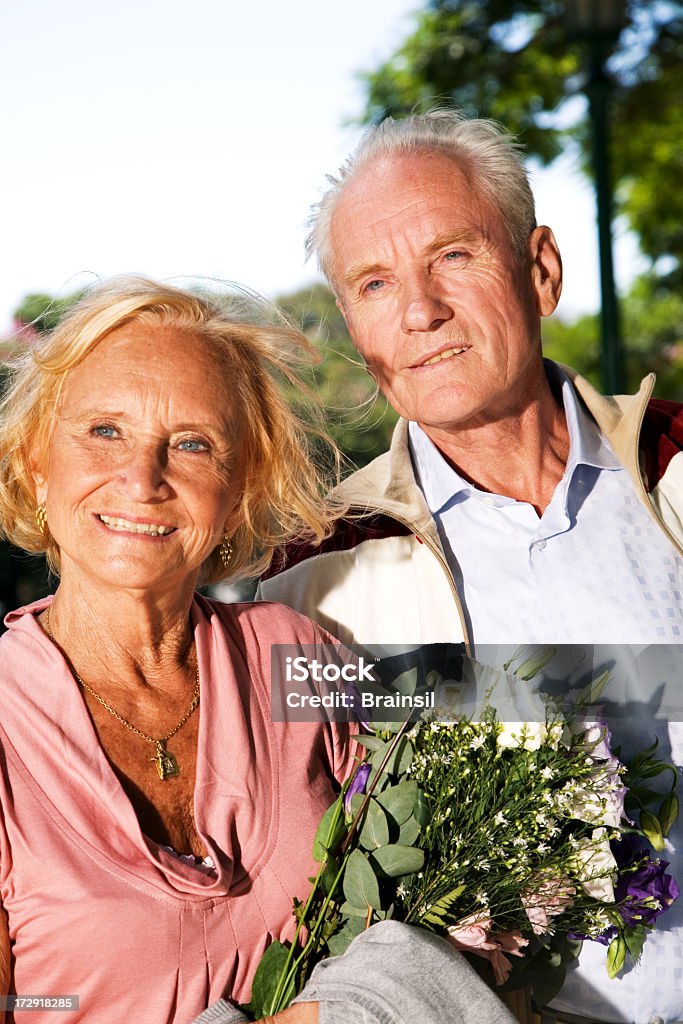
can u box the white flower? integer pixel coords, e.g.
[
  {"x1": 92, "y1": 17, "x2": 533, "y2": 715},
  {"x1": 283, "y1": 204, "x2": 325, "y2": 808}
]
[
  {"x1": 497, "y1": 722, "x2": 546, "y2": 751},
  {"x1": 572, "y1": 828, "x2": 618, "y2": 902}
]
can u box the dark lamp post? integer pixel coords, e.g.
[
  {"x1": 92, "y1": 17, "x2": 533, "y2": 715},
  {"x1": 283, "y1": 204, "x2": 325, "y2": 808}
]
[{"x1": 565, "y1": 0, "x2": 627, "y2": 394}]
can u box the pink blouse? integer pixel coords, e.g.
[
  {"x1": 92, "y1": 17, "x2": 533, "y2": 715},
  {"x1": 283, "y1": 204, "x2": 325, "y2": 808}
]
[{"x1": 0, "y1": 595, "x2": 356, "y2": 1023}]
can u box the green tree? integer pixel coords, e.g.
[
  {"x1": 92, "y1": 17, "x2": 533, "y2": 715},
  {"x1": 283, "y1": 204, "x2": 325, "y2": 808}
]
[
  {"x1": 278, "y1": 283, "x2": 397, "y2": 468},
  {"x1": 13, "y1": 291, "x2": 84, "y2": 334},
  {"x1": 543, "y1": 273, "x2": 683, "y2": 396},
  {"x1": 360, "y1": 0, "x2": 683, "y2": 284}
]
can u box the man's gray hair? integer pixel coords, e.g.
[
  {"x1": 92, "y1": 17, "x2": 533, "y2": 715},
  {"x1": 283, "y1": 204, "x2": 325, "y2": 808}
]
[{"x1": 307, "y1": 109, "x2": 537, "y2": 289}]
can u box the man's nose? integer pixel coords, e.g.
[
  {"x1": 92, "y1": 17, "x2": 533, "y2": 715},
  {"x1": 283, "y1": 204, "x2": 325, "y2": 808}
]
[
  {"x1": 120, "y1": 443, "x2": 171, "y2": 501},
  {"x1": 400, "y1": 278, "x2": 453, "y2": 333}
]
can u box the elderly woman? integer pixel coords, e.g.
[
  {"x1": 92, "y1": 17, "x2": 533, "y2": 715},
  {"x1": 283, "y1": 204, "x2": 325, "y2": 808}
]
[
  {"x1": 0, "y1": 278, "x2": 516, "y2": 1024},
  {"x1": 0, "y1": 277, "x2": 358, "y2": 1024}
]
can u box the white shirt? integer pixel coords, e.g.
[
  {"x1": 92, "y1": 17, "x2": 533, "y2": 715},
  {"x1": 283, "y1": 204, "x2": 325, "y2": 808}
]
[
  {"x1": 409, "y1": 368, "x2": 683, "y2": 1023},
  {"x1": 409, "y1": 367, "x2": 683, "y2": 646}
]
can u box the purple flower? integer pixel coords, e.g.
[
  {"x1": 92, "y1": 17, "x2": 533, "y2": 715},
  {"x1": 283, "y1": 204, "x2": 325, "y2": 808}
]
[
  {"x1": 344, "y1": 763, "x2": 371, "y2": 815},
  {"x1": 614, "y1": 844, "x2": 680, "y2": 929}
]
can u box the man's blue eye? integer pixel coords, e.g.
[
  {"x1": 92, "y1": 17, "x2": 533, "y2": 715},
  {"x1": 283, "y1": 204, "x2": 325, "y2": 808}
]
[{"x1": 365, "y1": 280, "x2": 384, "y2": 292}]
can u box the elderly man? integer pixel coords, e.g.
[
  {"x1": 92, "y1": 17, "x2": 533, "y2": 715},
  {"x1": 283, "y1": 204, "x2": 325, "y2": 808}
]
[{"x1": 259, "y1": 112, "x2": 683, "y2": 1024}]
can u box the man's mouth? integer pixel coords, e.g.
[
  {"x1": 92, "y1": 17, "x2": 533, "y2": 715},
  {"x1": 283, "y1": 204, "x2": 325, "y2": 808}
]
[
  {"x1": 417, "y1": 345, "x2": 470, "y2": 367},
  {"x1": 97, "y1": 514, "x2": 176, "y2": 537}
]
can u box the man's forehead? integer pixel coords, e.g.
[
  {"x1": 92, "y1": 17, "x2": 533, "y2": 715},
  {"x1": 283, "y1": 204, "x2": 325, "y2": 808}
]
[{"x1": 330, "y1": 151, "x2": 501, "y2": 278}]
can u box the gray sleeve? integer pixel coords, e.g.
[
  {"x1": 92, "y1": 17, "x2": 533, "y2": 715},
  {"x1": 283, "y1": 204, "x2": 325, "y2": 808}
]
[
  {"x1": 190, "y1": 999, "x2": 248, "y2": 1024},
  {"x1": 292, "y1": 921, "x2": 517, "y2": 1024}
]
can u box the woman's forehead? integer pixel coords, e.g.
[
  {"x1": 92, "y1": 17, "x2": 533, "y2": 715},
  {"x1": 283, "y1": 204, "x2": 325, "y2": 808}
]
[{"x1": 59, "y1": 323, "x2": 238, "y2": 425}]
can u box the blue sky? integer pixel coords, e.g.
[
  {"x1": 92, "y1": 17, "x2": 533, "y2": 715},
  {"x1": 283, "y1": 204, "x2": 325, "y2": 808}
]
[{"x1": 0, "y1": 0, "x2": 645, "y2": 333}]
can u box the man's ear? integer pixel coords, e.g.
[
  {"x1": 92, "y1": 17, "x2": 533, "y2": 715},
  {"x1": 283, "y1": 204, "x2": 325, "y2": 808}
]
[{"x1": 529, "y1": 226, "x2": 562, "y2": 318}]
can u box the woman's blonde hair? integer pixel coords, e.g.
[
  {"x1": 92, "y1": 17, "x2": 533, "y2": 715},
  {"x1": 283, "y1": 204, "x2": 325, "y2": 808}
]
[{"x1": 0, "y1": 275, "x2": 344, "y2": 582}]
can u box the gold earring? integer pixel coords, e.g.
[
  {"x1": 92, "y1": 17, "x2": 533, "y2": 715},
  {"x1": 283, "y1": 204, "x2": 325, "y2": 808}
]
[
  {"x1": 35, "y1": 502, "x2": 48, "y2": 536},
  {"x1": 220, "y1": 537, "x2": 234, "y2": 570}
]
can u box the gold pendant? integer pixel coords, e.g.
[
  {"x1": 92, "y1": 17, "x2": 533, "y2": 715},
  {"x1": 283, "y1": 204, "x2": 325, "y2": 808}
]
[{"x1": 152, "y1": 742, "x2": 179, "y2": 780}]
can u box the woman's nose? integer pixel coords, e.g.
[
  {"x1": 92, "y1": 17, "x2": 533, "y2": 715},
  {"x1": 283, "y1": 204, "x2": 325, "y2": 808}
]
[{"x1": 120, "y1": 443, "x2": 171, "y2": 501}]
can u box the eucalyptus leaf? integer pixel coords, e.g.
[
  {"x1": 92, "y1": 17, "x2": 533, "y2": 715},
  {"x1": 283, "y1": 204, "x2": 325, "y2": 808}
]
[
  {"x1": 339, "y1": 900, "x2": 370, "y2": 918},
  {"x1": 388, "y1": 667, "x2": 418, "y2": 697},
  {"x1": 377, "y1": 781, "x2": 418, "y2": 825},
  {"x1": 343, "y1": 849, "x2": 382, "y2": 910},
  {"x1": 327, "y1": 916, "x2": 366, "y2": 957},
  {"x1": 370, "y1": 844, "x2": 424, "y2": 877},
  {"x1": 354, "y1": 735, "x2": 388, "y2": 752},
  {"x1": 398, "y1": 815, "x2": 421, "y2": 846},
  {"x1": 384, "y1": 736, "x2": 414, "y2": 776},
  {"x1": 357, "y1": 797, "x2": 390, "y2": 849}
]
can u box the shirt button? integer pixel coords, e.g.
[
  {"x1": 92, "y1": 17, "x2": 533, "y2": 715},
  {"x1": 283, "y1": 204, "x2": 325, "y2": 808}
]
[{"x1": 533, "y1": 539, "x2": 547, "y2": 551}]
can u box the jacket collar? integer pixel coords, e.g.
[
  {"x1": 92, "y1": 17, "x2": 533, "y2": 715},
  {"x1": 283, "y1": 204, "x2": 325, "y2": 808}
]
[{"x1": 336, "y1": 363, "x2": 656, "y2": 528}]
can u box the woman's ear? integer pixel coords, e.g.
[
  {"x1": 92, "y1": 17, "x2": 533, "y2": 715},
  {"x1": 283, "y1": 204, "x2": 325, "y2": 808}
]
[{"x1": 29, "y1": 446, "x2": 48, "y2": 505}]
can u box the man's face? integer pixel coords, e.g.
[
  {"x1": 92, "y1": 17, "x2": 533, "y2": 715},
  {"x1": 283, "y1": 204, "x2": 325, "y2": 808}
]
[{"x1": 330, "y1": 150, "x2": 561, "y2": 435}]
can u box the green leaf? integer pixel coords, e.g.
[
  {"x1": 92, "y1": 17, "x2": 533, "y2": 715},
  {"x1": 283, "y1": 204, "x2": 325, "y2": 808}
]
[
  {"x1": 577, "y1": 669, "x2": 611, "y2": 706},
  {"x1": 354, "y1": 735, "x2": 387, "y2": 751},
  {"x1": 659, "y1": 791, "x2": 679, "y2": 836},
  {"x1": 413, "y1": 789, "x2": 431, "y2": 827},
  {"x1": 531, "y1": 965, "x2": 566, "y2": 1009},
  {"x1": 606, "y1": 935, "x2": 627, "y2": 979},
  {"x1": 389, "y1": 667, "x2": 418, "y2": 696},
  {"x1": 327, "y1": 915, "x2": 366, "y2": 956},
  {"x1": 355, "y1": 796, "x2": 390, "y2": 849},
  {"x1": 384, "y1": 736, "x2": 414, "y2": 776},
  {"x1": 421, "y1": 884, "x2": 465, "y2": 925},
  {"x1": 339, "y1": 900, "x2": 370, "y2": 918},
  {"x1": 624, "y1": 925, "x2": 647, "y2": 962},
  {"x1": 514, "y1": 647, "x2": 557, "y2": 680},
  {"x1": 320, "y1": 855, "x2": 342, "y2": 897},
  {"x1": 343, "y1": 849, "x2": 382, "y2": 911},
  {"x1": 370, "y1": 844, "x2": 425, "y2": 877},
  {"x1": 248, "y1": 940, "x2": 293, "y2": 1019},
  {"x1": 641, "y1": 809, "x2": 666, "y2": 851},
  {"x1": 398, "y1": 815, "x2": 421, "y2": 846},
  {"x1": 312, "y1": 798, "x2": 343, "y2": 862},
  {"x1": 377, "y1": 781, "x2": 418, "y2": 825}
]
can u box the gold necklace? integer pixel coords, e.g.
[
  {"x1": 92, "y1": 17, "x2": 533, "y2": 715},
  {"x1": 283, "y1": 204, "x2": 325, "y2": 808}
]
[{"x1": 44, "y1": 607, "x2": 200, "y2": 781}]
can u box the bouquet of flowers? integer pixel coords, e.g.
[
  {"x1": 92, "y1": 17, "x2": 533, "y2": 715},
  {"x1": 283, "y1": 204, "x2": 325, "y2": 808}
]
[{"x1": 248, "y1": 650, "x2": 679, "y2": 1019}]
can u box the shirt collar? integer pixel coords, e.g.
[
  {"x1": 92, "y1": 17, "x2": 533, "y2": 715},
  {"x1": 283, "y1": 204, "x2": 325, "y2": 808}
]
[{"x1": 409, "y1": 361, "x2": 622, "y2": 516}]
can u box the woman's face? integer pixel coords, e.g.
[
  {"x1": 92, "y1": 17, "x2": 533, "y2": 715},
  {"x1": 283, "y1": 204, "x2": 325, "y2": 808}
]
[{"x1": 33, "y1": 322, "x2": 241, "y2": 596}]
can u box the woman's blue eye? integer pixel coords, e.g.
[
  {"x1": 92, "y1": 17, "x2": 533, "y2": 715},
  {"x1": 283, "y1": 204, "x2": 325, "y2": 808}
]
[
  {"x1": 92, "y1": 425, "x2": 117, "y2": 438},
  {"x1": 177, "y1": 438, "x2": 208, "y2": 452}
]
